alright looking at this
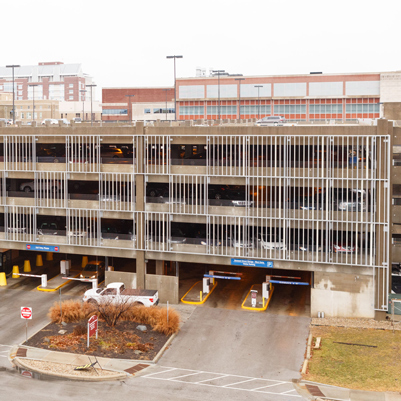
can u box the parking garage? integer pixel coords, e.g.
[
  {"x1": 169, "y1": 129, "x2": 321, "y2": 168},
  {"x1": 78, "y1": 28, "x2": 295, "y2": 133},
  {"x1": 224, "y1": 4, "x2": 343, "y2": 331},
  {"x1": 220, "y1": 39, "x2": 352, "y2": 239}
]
[{"x1": 0, "y1": 121, "x2": 392, "y2": 319}]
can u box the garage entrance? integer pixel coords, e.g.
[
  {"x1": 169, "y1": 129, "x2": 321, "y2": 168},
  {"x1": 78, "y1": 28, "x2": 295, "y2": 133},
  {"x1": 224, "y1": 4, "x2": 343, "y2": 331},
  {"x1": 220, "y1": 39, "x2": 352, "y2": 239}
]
[{"x1": 178, "y1": 262, "x2": 311, "y2": 316}]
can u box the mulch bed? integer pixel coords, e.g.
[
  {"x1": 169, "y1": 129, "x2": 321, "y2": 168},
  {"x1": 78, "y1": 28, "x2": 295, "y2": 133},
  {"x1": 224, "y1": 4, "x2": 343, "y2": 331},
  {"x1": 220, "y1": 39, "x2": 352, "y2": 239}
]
[{"x1": 22, "y1": 320, "x2": 170, "y2": 360}]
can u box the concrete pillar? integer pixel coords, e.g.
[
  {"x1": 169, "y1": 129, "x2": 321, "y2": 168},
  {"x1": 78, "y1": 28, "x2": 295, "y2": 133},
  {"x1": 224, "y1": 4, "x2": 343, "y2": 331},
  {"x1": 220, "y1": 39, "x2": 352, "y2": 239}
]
[
  {"x1": 135, "y1": 122, "x2": 146, "y2": 289},
  {"x1": 375, "y1": 119, "x2": 392, "y2": 320}
]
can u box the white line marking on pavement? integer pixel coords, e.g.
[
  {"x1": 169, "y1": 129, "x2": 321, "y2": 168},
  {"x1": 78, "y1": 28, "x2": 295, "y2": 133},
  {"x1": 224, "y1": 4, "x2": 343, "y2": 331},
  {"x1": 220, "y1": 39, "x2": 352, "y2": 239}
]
[
  {"x1": 141, "y1": 366, "x2": 302, "y2": 398},
  {"x1": 223, "y1": 378, "x2": 256, "y2": 387}
]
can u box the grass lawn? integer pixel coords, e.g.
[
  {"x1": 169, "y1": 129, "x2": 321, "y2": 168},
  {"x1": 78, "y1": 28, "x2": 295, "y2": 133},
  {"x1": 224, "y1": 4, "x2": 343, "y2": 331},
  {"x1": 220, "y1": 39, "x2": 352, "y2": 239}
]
[{"x1": 304, "y1": 325, "x2": 401, "y2": 392}]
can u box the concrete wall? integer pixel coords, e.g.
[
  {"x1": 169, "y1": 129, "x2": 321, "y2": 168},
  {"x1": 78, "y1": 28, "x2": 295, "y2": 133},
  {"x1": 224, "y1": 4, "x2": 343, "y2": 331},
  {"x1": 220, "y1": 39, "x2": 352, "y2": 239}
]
[
  {"x1": 145, "y1": 274, "x2": 179, "y2": 304},
  {"x1": 311, "y1": 271, "x2": 374, "y2": 318},
  {"x1": 105, "y1": 271, "x2": 137, "y2": 289}
]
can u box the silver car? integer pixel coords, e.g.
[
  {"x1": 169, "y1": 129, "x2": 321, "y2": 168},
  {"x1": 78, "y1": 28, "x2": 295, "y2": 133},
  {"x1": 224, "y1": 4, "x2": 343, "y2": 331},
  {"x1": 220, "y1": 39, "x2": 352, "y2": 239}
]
[{"x1": 255, "y1": 116, "x2": 286, "y2": 126}]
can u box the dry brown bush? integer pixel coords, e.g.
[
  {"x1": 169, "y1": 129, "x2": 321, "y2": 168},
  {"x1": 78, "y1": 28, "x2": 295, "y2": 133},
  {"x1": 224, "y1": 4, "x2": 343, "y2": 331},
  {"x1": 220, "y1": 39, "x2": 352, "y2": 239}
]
[
  {"x1": 48, "y1": 300, "x2": 96, "y2": 323},
  {"x1": 152, "y1": 307, "x2": 180, "y2": 336}
]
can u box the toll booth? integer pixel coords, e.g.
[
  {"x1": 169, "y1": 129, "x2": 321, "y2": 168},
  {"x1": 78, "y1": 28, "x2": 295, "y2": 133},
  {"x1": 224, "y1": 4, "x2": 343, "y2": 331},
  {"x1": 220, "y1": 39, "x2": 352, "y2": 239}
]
[{"x1": 0, "y1": 249, "x2": 13, "y2": 275}]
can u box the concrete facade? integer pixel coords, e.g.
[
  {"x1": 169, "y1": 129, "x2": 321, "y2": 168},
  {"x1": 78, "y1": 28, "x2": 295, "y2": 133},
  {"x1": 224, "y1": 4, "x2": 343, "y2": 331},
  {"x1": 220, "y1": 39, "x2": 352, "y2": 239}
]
[{"x1": 0, "y1": 122, "x2": 395, "y2": 317}]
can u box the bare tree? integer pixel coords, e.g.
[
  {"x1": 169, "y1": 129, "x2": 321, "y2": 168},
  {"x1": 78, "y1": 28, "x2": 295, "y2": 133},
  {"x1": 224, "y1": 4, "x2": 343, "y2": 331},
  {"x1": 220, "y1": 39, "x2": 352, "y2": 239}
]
[{"x1": 88, "y1": 297, "x2": 132, "y2": 327}]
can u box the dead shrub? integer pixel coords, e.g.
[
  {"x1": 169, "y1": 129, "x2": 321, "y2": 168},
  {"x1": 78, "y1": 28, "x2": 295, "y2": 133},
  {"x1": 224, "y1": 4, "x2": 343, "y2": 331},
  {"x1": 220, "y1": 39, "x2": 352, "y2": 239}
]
[
  {"x1": 48, "y1": 300, "x2": 86, "y2": 323},
  {"x1": 152, "y1": 307, "x2": 180, "y2": 336},
  {"x1": 72, "y1": 325, "x2": 87, "y2": 336},
  {"x1": 122, "y1": 305, "x2": 180, "y2": 335}
]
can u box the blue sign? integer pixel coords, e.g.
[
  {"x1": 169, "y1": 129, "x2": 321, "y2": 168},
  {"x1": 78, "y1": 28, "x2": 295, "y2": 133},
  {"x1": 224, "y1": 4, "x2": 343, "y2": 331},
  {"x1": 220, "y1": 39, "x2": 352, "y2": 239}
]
[
  {"x1": 270, "y1": 280, "x2": 309, "y2": 286},
  {"x1": 204, "y1": 274, "x2": 241, "y2": 281},
  {"x1": 231, "y1": 258, "x2": 273, "y2": 268},
  {"x1": 26, "y1": 244, "x2": 60, "y2": 252}
]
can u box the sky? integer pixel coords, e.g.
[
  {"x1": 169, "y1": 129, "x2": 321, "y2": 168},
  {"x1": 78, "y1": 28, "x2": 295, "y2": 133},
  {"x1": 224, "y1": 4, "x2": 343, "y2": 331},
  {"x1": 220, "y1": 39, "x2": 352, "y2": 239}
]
[{"x1": 2, "y1": 0, "x2": 400, "y2": 100}]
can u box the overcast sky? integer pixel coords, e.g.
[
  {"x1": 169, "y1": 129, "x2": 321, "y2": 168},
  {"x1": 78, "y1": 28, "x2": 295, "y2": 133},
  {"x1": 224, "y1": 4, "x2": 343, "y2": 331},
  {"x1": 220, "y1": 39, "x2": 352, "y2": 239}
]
[{"x1": 2, "y1": 0, "x2": 400, "y2": 100}]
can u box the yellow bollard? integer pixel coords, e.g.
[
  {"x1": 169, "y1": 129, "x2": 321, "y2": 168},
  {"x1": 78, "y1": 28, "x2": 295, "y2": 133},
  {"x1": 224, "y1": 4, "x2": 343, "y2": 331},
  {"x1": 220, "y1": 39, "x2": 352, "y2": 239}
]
[
  {"x1": 46, "y1": 252, "x2": 53, "y2": 261},
  {"x1": 81, "y1": 256, "x2": 88, "y2": 268},
  {"x1": 12, "y1": 265, "x2": 20, "y2": 279},
  {"x1": 36, "y1": 254, "x2": 43, "y2": 267},
  {"x1": 23, "y1": 260, "x2": 31, "y2": 273},
  {"x1": 0, "y1": 272, "x2": 7, "y2": 286},
  {"x1": 200, "y1": 291, "x2": 203, "y2": 302}
]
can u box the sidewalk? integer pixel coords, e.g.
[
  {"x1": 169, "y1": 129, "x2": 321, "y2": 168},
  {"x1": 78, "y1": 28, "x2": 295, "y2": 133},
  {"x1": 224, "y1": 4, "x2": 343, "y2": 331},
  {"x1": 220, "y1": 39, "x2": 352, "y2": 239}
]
[{"x1": 294, "y1": 379, "x2": 401, "y2": 400}]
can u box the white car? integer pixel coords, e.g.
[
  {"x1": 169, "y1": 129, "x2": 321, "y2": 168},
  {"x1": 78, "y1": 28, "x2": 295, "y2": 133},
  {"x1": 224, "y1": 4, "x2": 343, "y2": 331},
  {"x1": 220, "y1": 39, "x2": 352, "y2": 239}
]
[
  {"x1": 41, "y1": 118, "x2": 59, "y2": 126},
  {"x1": 58, "y1": 118, "x2": 70, "y2": 125},
  {"x1": 258, "y1": 233, "x2": 287, "y2": 250},
  {"x1": 255, "y1": 116, "x2": 286, "y2": 126}
]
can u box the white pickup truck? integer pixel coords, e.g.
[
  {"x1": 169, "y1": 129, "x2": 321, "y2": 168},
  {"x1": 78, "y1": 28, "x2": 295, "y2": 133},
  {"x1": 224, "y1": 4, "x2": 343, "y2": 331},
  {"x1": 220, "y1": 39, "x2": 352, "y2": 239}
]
[{"x1": 83, "y1": 282, "x2": 159, "y2": 307}]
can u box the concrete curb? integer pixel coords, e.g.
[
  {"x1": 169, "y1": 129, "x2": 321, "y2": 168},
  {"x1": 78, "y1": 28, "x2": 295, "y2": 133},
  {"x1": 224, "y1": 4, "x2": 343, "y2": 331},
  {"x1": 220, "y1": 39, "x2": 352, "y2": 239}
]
[
  {"x1": 152, "y1": 333, "x2": 176, "y2": 364},
  {"x1": 13, "y1": 357, "x2": 127, "y2": 381}
]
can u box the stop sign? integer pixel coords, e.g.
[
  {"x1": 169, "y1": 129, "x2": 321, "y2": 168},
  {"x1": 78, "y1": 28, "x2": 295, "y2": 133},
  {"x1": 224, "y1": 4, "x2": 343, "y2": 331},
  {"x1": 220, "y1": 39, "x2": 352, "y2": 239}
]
[{"x1": 21, "y1": 307, "x2": 32, "y2": 320}]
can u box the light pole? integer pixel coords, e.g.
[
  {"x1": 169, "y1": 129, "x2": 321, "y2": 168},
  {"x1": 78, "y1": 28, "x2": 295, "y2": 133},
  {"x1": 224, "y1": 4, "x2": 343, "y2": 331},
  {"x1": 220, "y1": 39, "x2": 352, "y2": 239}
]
[
  {"x1": 6, "y1": 64, "x2": 20, "y2": 125},
  {"x1": 125, "y1": 94, "x2": 135, "y2": 124},
  {"x1": 86, "y1": 84, "x2": 96, "y2": 126},
  {"x1": 254, "y1": 85, "x2": 262, "y2": 119},
  {"x1": 235, "y1": 78, "x2": 245, "y2": 120},
  {"x1": 80, "y1": 89, "x2": 86, "y2": 121},
  {"x1": 162, "y1": 89, "x2": 169, "y2": 120},
  {"x1": 29, "y1": 84, "x2": 38, "y2": 124},
  {"x1": 212, "y1": 70, "x2": 225, "y2": 120},
  {"x1": 166, "y1": 55, "x2": 183, "y2": 120}
]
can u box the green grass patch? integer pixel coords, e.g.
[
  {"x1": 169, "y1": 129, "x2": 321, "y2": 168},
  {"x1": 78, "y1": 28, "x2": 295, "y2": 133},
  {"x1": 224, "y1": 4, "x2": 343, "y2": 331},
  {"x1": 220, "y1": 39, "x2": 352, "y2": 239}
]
[{"x1": 305, "y1": 326, "x2": 401, "y2": 392}]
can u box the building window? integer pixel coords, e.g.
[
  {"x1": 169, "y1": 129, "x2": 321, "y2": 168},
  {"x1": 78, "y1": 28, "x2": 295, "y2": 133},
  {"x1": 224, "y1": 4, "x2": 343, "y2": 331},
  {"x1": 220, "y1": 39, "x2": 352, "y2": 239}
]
[
  {"x1": 144, "y1": 108, "x2": 151, "y2": 114},
  {"x1": 180, "y1": 106, "x2": 204, "y2": 116},
  {"x1": 103, "y1": 109, "x2": 128, "y2": 115},
  {"x1": 18, "y1": 85, "x2": 23, "y2": 89},
  {"x1": 69, "y1": 90, "x2": 73, "y2": 94},
  {"x1": 69, "y1": 84, "x2": 74, "y2": 88},
  {"x1": 153, "y1": 108, "x2": 175, "y2": 114},
  {"x1": 69, "y1": 96, "x2": 73, "y2": 100},
  {"x1": 21, "y1": 113, "x2": 24, "y2": 119}
]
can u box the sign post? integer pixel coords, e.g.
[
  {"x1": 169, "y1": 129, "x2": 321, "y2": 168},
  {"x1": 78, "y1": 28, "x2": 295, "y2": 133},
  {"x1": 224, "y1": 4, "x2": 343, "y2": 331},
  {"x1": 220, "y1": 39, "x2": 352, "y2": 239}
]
[
  {"x1": 87, "y1": 315, "x2": 98, "y2": 348},
  {"x1": 21, "y1": 307, "x2": 32, "y2": 341}
]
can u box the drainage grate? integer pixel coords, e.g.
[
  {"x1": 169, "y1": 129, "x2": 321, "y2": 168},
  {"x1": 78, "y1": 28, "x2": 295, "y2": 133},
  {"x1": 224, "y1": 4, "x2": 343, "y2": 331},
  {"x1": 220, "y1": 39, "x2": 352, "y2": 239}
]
[
  {"x1": 124, "y1": 364, "x2": 149, "y2": 375},
  {"x1": 305, "y1": 384, "x2": 325, "y2": 397}
]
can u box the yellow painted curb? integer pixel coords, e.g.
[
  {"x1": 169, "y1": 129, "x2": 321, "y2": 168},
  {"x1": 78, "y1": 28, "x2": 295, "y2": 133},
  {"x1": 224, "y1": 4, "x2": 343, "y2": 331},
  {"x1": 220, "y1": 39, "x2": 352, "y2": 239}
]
[
  {"x1": 181, "y1": 281, "x2": 218, "y2": 305},
  {"x1": 37, "y1": 272, "x2": 81, "y2": 292},
  {"x1": 241, "y1": 284, "x2": 274, "y2": 311}
]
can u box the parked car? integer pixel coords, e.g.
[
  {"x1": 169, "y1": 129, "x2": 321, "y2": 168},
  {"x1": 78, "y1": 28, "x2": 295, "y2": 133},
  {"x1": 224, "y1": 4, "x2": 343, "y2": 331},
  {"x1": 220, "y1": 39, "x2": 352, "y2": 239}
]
[
  {"x1": 209, "y1": 185, "x2": 253, "y2": 207},
  {"x1": 19, "y1": 180, "x2": 60, "y2": 193},
  {"x1": 41, "y1": 118, "x2": 59, "y2": 125},
  {"x1": 255, "y1": 116, "x2": 286, "y2": 126},
  {"x1": 258, "y1": 233, "x2": 286, "y2": 251},
  {"x1": 100, "y1": 147, "x2": 125, "y2": 158},
  {"x1": 72, "y1": 117, "x2": 82, "y2": 123},
  {"x1": 58, "y1": 118, "x2": 70, "y2": 125},
  {"x1": 332, "y1": 233, "x2": 357, "y2": 253},
  {"x1": 37, "y1": 222, "x2": 59, "y2": 235},
  {"x1": 80, "y1": 261, "x2": 106, "y2": 281},
  {"x1": 0, "y1": 118, "x2": 10, "y2": 126},
  {"x1": 83, "y1": 282, "x2": 159, "y2": 307}
]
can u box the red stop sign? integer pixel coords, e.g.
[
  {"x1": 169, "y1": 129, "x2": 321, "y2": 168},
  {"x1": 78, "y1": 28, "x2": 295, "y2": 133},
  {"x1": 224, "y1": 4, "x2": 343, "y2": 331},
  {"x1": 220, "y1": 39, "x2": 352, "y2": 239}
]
[{"x1": 21, "y1": 307, "x2": 32, "y2": 320}]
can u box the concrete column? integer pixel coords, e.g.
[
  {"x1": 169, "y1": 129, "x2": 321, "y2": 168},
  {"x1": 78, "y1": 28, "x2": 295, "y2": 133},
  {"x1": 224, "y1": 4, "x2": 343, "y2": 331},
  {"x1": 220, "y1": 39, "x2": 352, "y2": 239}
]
[
  {"x1": 375, "y1": 119, "x2": 392, "y2": 320},
  {"x1": 135, "y1": 122, "x2": 146, "y2": 289}
]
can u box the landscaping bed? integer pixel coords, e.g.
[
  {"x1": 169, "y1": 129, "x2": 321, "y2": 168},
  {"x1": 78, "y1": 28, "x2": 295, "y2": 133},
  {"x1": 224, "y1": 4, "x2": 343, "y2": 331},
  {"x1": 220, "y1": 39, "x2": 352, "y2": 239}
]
[{"x1": 22, "y1": 320, "x2": 170, "y2": 360}]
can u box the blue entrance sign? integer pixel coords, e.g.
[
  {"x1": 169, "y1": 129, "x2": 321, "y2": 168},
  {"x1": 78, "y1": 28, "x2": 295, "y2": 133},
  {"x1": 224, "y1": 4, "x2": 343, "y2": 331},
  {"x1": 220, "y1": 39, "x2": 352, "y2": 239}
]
[
  {"x1": 270, "y1": 279, "x2": 309, "y2": 286},
  {"x1": 26, "y1": 244, "x2": 60, "y2": 252},
  {"x1": 204, "y1": 274, "x2": 241, "y2": 281},
  {"x1": 231, "y1": 258, "x2": 273, "y2": 268}
]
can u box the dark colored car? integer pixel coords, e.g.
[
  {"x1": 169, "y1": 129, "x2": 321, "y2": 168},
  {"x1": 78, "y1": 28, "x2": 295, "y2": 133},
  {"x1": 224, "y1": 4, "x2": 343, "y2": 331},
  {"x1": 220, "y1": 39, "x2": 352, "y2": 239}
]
[
  {"x1": 80, "y1": 261, "x2": 106, "y2": 281},
  {"x1": 209, "y1": 185, "x2": 253, "y2": 207}
]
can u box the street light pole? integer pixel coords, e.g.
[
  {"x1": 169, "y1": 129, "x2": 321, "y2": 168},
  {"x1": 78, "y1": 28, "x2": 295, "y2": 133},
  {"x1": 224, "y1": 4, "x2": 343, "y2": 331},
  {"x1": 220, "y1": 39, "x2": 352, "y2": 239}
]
[
  {"x1": 29, "y1": 84, "x2": 38, "y2": 124},
  {"x1": 162, "y1": 89, "x2": 169, "y2": 120},
  {"x1": 86, "y1": 84, "x2": 96, "y2": 126},
  {"x1": 166, "y1": 55, "x2": 183, "y2": 120},
  {"x1": 6, "y1": 64, "x2": 20, "y2": 125},
  {"x1": 254, "y1": 85, "x2": 263, "y2": 119},
  {"x1": 125, "y1": 94, "x2": 135, "y2": 124},
  {"x1": 80, "y1": 89, "x2": 86, "y2": 121},
  {"x1": 235, "y1": 78, "x2": 245, "y2": 120}
]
